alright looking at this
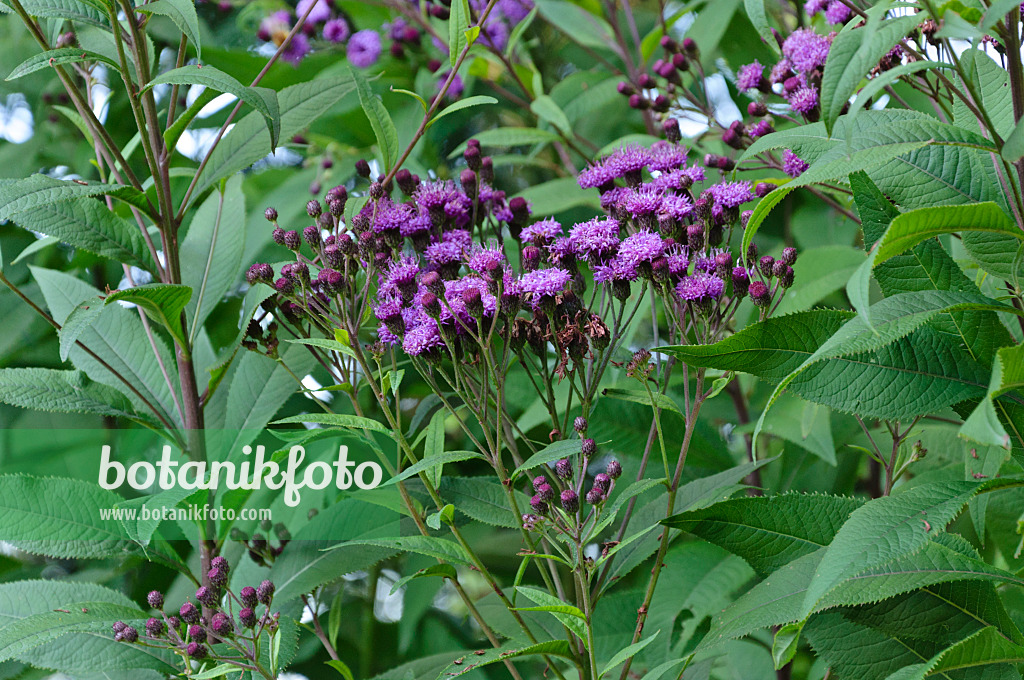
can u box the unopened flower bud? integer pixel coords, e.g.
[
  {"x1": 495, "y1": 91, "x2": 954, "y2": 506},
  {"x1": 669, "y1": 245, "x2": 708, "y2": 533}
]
[
  {"x1": 594, "y1": 473, "x2": 612, "y2": 492},
  {"x1": 780, "y1": 247, "x2": 798, "y2": 265},
  {"x1": 686, "y1": 224, "x2": 705, "y2": 251},
  {"x1": 606, "y1": 460, "x2": 622, "y2": 479},
  {"x1": 186, "y1": 642, "x2": 208, "y2": 659},
  {"x1": 530, "y1": 494, "x2": 549, "y2": 515},
  {"x1": 264, "y1": 207, "x2": 278, "y2": 222},
  {"x1": 480, "y1": 157, "x2": 494, "y2": 183},
  {"x1": 147, "y1": 590, "x2": 164, "y2": 610},
  {"x1": 683, "y1": 37, "x2": 698, "y2": 54},
  {"x1": 509, "y1": 196, "x2": 530, "y2": 227},
  {"x1": 755, "y1": 182, "x2": 774, "y2": 198},
  {"x1": 555, "y1": 458, "x2": 572, "y2": 479},
  {"x1": 146, "y1": 617, "x2": 165, "y2": 637},
  {"x1": 732, "y1": 266, "x2": 750, "y2": 297},
  {"x1": 257, "y1": 579, "x2": 275, "y2": 605},
  {"x1": 180, "y1": 601, "x2": 200, "y2": 624},
  {"x1": 663, "y1": 118, "x2": 681, "y2": 143},
  {"x1": 560, "y1": 489, "x2": 579, "y2": 513},
  {"x1": 582, "y1": 438, "x2": 596, "y2": 456},
  {"x1": 750, "y1": 280, "x2": 771, "y2": 307},
  {"x1": 759, "y1": 255, "x2": 775, "y2": 278},
  {"x1": 628, "y1": 93, "x2": 646, "y2": 109},
  {"x1": 748, "y1": 101, "x2": 768, "y2": 117},
  {"x1": 672, "y1": 52, "x2": 689, "y2": 70},
  {"x1": 239, "y1": 607, "x2": 257, "y2": 628},
  {"x1": 196, "y1": 586, "x2": 218, "y2": 608},
  {"x1": 284, "y1": 230, "x2": 301, "y2": 251},
  {"x1": 722, "y1": 127, "x2": 743, "y2": 149},
  {"x1": 117, "y1": 626, "x2": 139, "y2": 643},
  {"x1": 586, "y1": 487, "x2": 605, "y2": 505},
  {"x1": 306, "y1": 200, "x2": 322, "y2": 219},
  {"x1": 188, "y1": 624, "x2": 207, "y2": 643},
  {"x1": 536, "y1": 483, "x2": 555, "y2": 501},
  {"x1": 396, "y1": 169, "x2": 417, "y2": 195},
  {"x1": 460, "y1": 168, "x2": 478, "y2": 199},
  {"x1": 779, "y1": 265, "x2": 794, "y2": 288},
  {"x1": 355, "y1": 159, "x2": 371, "y2": 178},
  {"x1": 464, "y1": 145, "x2": 482, "y2": 171},
  {"x1": 211, "y1": 612, "x2": 234, "y2": 637},
  {"x1": 240, "y1": 586, "x2": 258, "y2": 608},
  {"x1": 574, "y1": 416, "x2": 588, "y2": 434},
  {"x1": 303, "y1": 225, "x2": 322, "y2": 250}
]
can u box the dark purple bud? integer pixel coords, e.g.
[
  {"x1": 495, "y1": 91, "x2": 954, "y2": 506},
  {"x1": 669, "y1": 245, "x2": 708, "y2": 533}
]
[
  {"x1": 421, "y1": 291, "x2": 441, "y2": 317},
  {"x1": 750, "y1": 280, "x2": 771, "y2": 307},
  {"x1": 118, "y1": 626, "x2": 139, "y2": 643},
  {"x1": 210, "y1": 556, "x2": 229, "y2": 574},
  {"x1": 759, "y1": 255, "x2": 775, "y2": 278},
  {"x1": 732, "y1": 266, "x2": 750, "y2": 297},
  {"x1": 560, "y1": 489, "x2": 579, "y2": 513},
  {"x1": 188, "y1": 624, "x2": 207, "y2": 643},
  {"x1": 722, "y1": 128, "x2": 743, "y2": 149},
  {"x1": 272, "y1": 227, "x2": 286, "y2": 245},
  {"x1": 480, "y1": 157, "x2": 494, "y2": 184},
  {"x1": 715, "y1": 251, "x2": 733, "y2": 279},
  {"x1": 112, "y1": 621, "x2": 127, "y2": 635},
  {"x1": 326, "y1": 184, "x2": 348, "y2": 207},
  {"x1": 460, "y1": 168, "x2": 478, "y2": 198},
  {"x1": 284, "y1": 230, "x2": 301, "y2": 251},
  {"x1": 594, "y1": 473, "x2": 612, "y2": 492},
  {"x1": 772, "y1": 260, "x2": 788, "y2": 279},
  {"x1": 522, "y1": 245, "x2": 541, "y2": 272},
  {"x1": 509, "y1": 196, "x2": 530, "y2": 227},
  {"x1": 672, "y1": 52, "x2": 689, "y2": 70},
  {"x1": 755, "y1": 182, "x2": 774, "y2": 198},
  {"x1": 186, "y1": 642, "x2": 208, "y2": 659},
  {"x1": 574, "y1": 416, "x2": 588, "y2": 434},
  {"x1": 247, "y1": 263, "x2": 274, "y2": 286},
  {"x1": 211, "y1": 612, "x2": 234, "y2": 637},
  {"x1": 536, "y1": 483, "x2": 555, "y2": 501},
  {"x1": 656, "y1": 61, "x2": 676, "y2": 79},
  {"x1": 532, "y1": 475, "x2": 547, "y2": 490},
  {"x1": 239, "y1": 607, "x2": 258, "y2": 628},
  {"x1": 660, "y1": 35, "x2": 678, "y2": 51},
  {"x1": 167, "y1": 616, "x2": 181, "y2": 631},
  {"x1": 683, "y1": 37, "x2": 698, "y2": 54},
  {"x1": 586, "y1": 487, "x2": 605, "y2": 505},
  {"x1": 303, "y1": 225, "x2": 322, "y2": 250},
  {"x1": 663, "y1": 118, "x2": 681, "y2": 143},
  {"x1": 464, "y1": 145, "x2": 482, "y2": 171},
  {"x1": 180, "y1": 601, "x2": 200, "y2": 624},
  {"x1": 637, "y1": 73, "x2": 654, "y2": 89},
  {"x1": 396, "y1": 169, "x2": 417, "y2": 195},
  {"x1": 146, "y1": 590, "x2": 164, "y2": 610},
  {"x1": 369, "y1": 181, "x2": 385, "y2": 200},
  {"x1": 355, "y1": 159, "x2": 371, "y2": 178},
  {"x1": 529, "y1": 494, "x2": 549, "y2": 515},
  {"x1": 240, "y1": 586, "x2": 258, "y2": 608},
  {"x1": 781, "y1": 247, "x2": 798, "y2": 265},
  {"x1": 257, "y1": 579, "x2": 275, "y2": 605},
  {"x1": 779, "y1": 265, "x2": 795, "y2": 288},
  {"x1": 687, "y1": 224, "x2": 705, "y2": 251},
  {"x1": 145, "y1": 617, "x2": 165, "y2": 637},
  {"x1": 306, "y1": 200, "x2": 322, "y2": 218},
  {"x1": 629, "y1": 93, "x2": 647, "y2": 110},
  {"x1": 582, "y1": 438, "x2": 596, "y2": 456},
  {"x1": 196, "y1": 586, "x2": 218, "y2": 608},
  {"x1": 747, "y1": 101, "x2": 768, "y2": 117},
  {"x1": 324, "y1": 244, "x2": 343, "y2": 269},
  {"x1": 274, "y1": 277, "x2": 293, "y2": 295},
  {"x1": 462, "y1": 287, "x2": 483, "y2": 315},
  {"x1": 606, "y1": 460, "x2": 622, "y2": 479},
  {"x1": 555, "y1": 458, "x2": 572, "y2": 479},
  {"x1": 264, "y1": 207, "x2": 278, "y2": 222}
]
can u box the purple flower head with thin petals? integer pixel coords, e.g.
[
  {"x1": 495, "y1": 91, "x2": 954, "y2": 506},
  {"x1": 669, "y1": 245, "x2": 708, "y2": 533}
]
[
  {"x1": 600, "y1": 187, "x2": 628, "y2": 211},
  {"x1": 577, "y1": 158, "x2": 617, "y2": 190},
  {"x1": 788, "y1": 86, "x2": 819, "y2": 114},
  {"x1": 467, "y1": 242, "x2": 506, "y2": 274},
  {"x1": 659, "y1": 194, "x2": 693, "y2": 221},
  {"x1": 443, "y1": 276, "x2": 497, "y2": 325},
  {"x1": 648, "y1": 141, "x2": 689, "y2": 171},
  {"x1": 804, "y1": 0, "x2": 828, "y2": 15},
  {"x1": 825, "y1": 1, "x2": 851, "y2": 23},
  {"x1": 782, "y1": 29, "x2": 831, "y2": 73},
  {"x1": 676, "y1": 271, "x2": 725, "y2": 301},
  {"x1": 324, "y1": 18, "x2": 351, "y2": 43},
  {"x1": 606, "y1": 145, "x2": 653, "y2": 180},
  {"x1": 402, "y1": 320, "x2": 443, "y2": 356},
  {"x1": 297, "y1": 0, "x2": 331, "y2": 23},
  {"x1": 348, "y1": 30, "x2": 382, "y2": 68},
  {"x1": 665, "y1": 245, "x2": 690, "y2": 276},
  {"x1": 381, "y1": 255, "x2": 419, "y2": 293},
  {"x1": 547, "y1": 237, "x2": 576, "y2": 266},
  {"x1": 415, "y1": 180, "x2": 460, "y2": 213},
  {"x1": 747, "y1": 120, "x2": 774, "y2": 139},
  {"x1": 498, "y1": 0, "x2": 534, "y2": 23},
  {"x1": 569, "y1": 217, "x2": 620, "y2": 263},
  {"x1": 593, "y1": 258, "x2": 639, "y2": 283},
  {"x1": 783, "y1": 149, "x2": 809, "y2": 177},
  {"x1": 283, "y1": 33, "x2": 311, "y2": 65},
  {"x1": 400, "y1": 212, "x2": 432, "y2": 237},
  {"x1": 521, "y1": 268, "x2": 571, "y2": 302},
  {"x1": 521, "y1": 218, "x2": 563, "y2": 245},
  {"x1": 424, "y1": 230, "x2": 471, "y2": 267},
  {"x1": 737, "y1": 61, "x2": 765, "y2": 91},
  {"x1": 621, "y1": 187, "x2": 664, "y2": 218},
  {"x1": 707, "y1": 181, "x2": 754, "y2": 209},
  {"x1": 617, "y1": 231, "x2": 665, "y2": 269}
]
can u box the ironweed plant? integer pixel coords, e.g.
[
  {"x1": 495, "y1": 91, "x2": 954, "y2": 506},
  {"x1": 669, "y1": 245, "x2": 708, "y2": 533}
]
[{"x1": 0, "y1": 1, "x2": 1022, "y2": 679}]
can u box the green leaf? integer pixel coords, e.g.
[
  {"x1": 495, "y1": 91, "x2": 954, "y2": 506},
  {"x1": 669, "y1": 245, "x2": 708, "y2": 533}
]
[
  {"x1": 389, "y1": 564, "x2": 457, "y2": 595},
  {"x1": 383, "y1": 450, "x2": 483, "y2": 486},
  {"x1": 105, "y1": 284, "x2": 193, "y2": 350},
  {"x1": 440, "y1": 476, "x2": 529, "y2": 528},
  {"x1": 58, "y1": 296, "x2": 104, "y2": 361},
  {"x1": 845, "y1": 61, "x2": 951, "y2": 125},
  {"x1": 603, "y1": 387, "x2": 684, "y2": 419},
  {"x1": 190, "y1": 663, "x2": 243, "y2": 679},
  {"x1": 192, "y1": 74, "x2": 355, "y2": 202},
  {"x1": 329, "y1": 536, "x2": 473, "y2": 565},
  {"x1": 8, "y1": 196, "x2": 155, "y2": 271},
  {"x1": 1003, "y1": 116, "x2": 1024, "y2": 162},
  {"x1": 272, "y1": 412, "x2": 395, "y2": 436},
  {"x1": 599, "y1": 630, "x2": 660, "y2": 678},
  {"x1": 433, "y1": 640, "x2": 574, "y2": 679},
  {"x1": 352, "y1": 67, "x2": 400, "y2": 173},
  {"x1": 0, "y1": 368, "x2": 141, "y2": 421},
  {"x1": 536, "y1": 0, "x2": 614, "y2": 49},
  {"x1": 0, "y1": 0, "x2": 108, "y2": 27},
  {"x1": 32, "y1": 267, "x2": 180, "y2": 426},
  {"x1": 0, "y1": 475, "x2": 133, "y2": 559},
  {"x1": 146, "y1": 65, "x2": 279, "y2": 149},
  {"x1": 511, "y1": 439, "x2": 582, "y2": 480},
  {"x1": 5, "y1": 47, "x2": 118, "y2": 80},
  {"x1": 952, "y1": 49, "x2": 1014, "y2": 139},
  {"x1": 513, "y1": 176, "x2": 601, "y2": 214},
  {"x1": 428, "y1": 95, "x2": 498, "y2": 128},
  {"x1": 137, "y1": 0, "x2": 202, "y2": 57},
  {"x1": 325, "y1": 659, "x2": 355, "y2": 680},
  {"x1": 285, "y1": 336, "x2": 357, "y2": 359},
  {"x1": 820, "y1": 9, "x2": 922, "y2": 133},
  {"x1": 663, "y1": 493, "x2": 863, "y2": 575},
  {"x1": 0, "y1": 602, "x2": 149, "y2": 663},
  {"x1": 514, "y1": 586, "x2": 589, "y2": 647},
  {"x1": 448, "y1": 0, "x2": 471, "y2": 68},
  {"x1": 961, "y1": 344, "x2": 1024, "y2": 449},
  {"x1": 530, "y1": 94, "x2": 571, "y2": 133},
  {"x1": 0, "y1": 174, "x2": 146, "y2": 222},
  {"x1": 885, "y1": 627, "x2": 1024, "y2": 679},
  {"x1": 743, "y1": 0, "x2": 777, "y2": 53},
  {"x1": 180, "y1": 175, "x2": 245, "y2": 336},
  {"x1": 505, "y1": 5, "x2": 537, "y2": 54}
]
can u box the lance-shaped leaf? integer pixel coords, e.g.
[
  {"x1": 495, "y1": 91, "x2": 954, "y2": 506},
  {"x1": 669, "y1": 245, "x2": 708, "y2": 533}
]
[
  {"x1": 960, "y1": 344, "x2": 1024, "y2": 449},
  {"x1": 433, "y1": 640, "x2": 574, "y2": 679},
  {"x1": 6, "y1": 47, "x2": 119, "y2": 80},
  {"x1": 0, "y1": 174, "x2": 150, "y2": 222},
  {"x1": 145, "y1": 65, "x2": 280, "y2": 149},
  {"x1": 514, "y1": 586, "x2": 589, "y2": 647},
  {"x1": 105, "y1": 284, "x2": 192, "y2": 350},
  {"x1": 511, "y1": 439, "x2": 583, "y2": 480},
  {"x1": 883, "y1": 627, "x2": 1024, "y2": 680},
  {"x1": 137, "y1": 0, "x2": 202, "y2": 57},
  {"x1": 0, "y1": 602, "x2": 147, "y2": 662},
  {"x1": 0, "y1": 0, "x2": 108, "y2": 27},
  {"x1": 0, "y1": 368, "x2": 143, "y2": 422},
  {"x1": 352, "y1": 67, "x2": 399, "y2": 172},
  {"x1": 328, "y1": 536, "x2": 473, "y2": 565}
]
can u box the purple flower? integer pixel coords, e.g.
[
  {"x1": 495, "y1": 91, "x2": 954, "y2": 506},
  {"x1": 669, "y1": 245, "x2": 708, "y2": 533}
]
[
  {"x1": 498, "y1": 0, "x2": 534, "y2": 24},
  {"x1": 443, "y1": 276, "x2": 497, "y2": 324},
  {"x1": 707, "y1": 181, "x2": 754, "y2": 209},
  {"x1": 324, "y1": 18, "x2": 351, "y2": 43},
  {"x1": 400, "y1": 212, "x2": 432, "y2": 237},
  {"x1": 782, "y1": 149, "x2": 809, "y2": 177},
  {"x1": 348, "y1": 30, "x2": 382, "y2": 68},
  {"x1": 621, "y1": 187, "x2": 664, "y2": 219},
  {"x1": 259, "y1": 10, "x2": 290, "y2": 43},
  {"x1": 825, "y1": 1, "x2": 851, "y2": 23},
  {"x1": 569, "y1": 217, "x2": 620, "y2": 262},
  {"x1": 593, "y1": 258, "x2": 638, "y2": 283},
  {"x1": 665, "y1": 245, "x2": 690, "y2": 276},
  {"x1": 424, "y1": 234, "x2": 468, "y2": 267},
  {"x1": 600, "y1": 187, "x2": 628, "y2": 211},
  {"x1": 577, "y1": 158, "x2": 617, "y2": 190},
  {"x1": 442, "y1": 72, "x2": 465, "y2": 99},
  {"x1": 782, "y1": 29, "x2": 831, "y2": 73},
  {"x1": 297, "y1": 0, "x2": 331, "y2": 23},
  {"x1": 747, "y1": 120, "x2": 774, "y2": 139},
  {"x1": 521, "y1": 218, "x2": 562, "y2": 245},
  {"x1": 416, "y1": 180, "x2": 460, "y2": 214},
  {"x1": 283, "y1": 33, "x2": 311, "y2": 65},
  {"x1": 467, "y1": 243, "x2": 506, "y2": 274},
  {"x1": 770, "y1": 58, "x2": 795, "y2": 84},
  {"x1": 617, "y1": 231, "x2": 664, "y2": 269},
  {"x1": 788, "y1": 86, "x2": 819, "y2": 114},
  {"x1": 659, "y1": 194, "x2": 693, "y2": 221},
  {"x1": 547, "y1": 237, "x2": 576, "y2": 266},
  {"x1": 402, "y1": 320, "x2": 443, "y2": 356},
  {"x1": 521, "y1": 268, "x2": 571, "y2": 302},
  {"x1": 380, "y1": 255, "x2": 420, "y2": 296},
  {"x1": 736, "y1": 61, "x2": 765, "y2": 91},
  {"x1": 480, "y1": 18, "x2": 510, "y2": 50},
  {"x1": 606, "y1": 145, "x2": 653, "y2": 180},
  {"x1": 648, "y1": 141, "x2": 688, "y2": 171},
  {"x1": 804, "y1": 0, "x2": 828, "y2": 15},
  {"x1": 676, "y1": 271, "x2": 725, "y2": 302}
]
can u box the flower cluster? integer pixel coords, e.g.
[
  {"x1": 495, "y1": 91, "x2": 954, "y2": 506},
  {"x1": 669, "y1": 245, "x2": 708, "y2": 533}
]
[
  {"x1": 614, "y1": 36, "x2": 698, "y2": 115},
  {"x1": 471, "y1": 0, "x2": 536, "y2": 51},
  {"x1": 112, "y1": 558, "x2": 280, "y2": 670},
  {"x1": 256, "y1": 0, "x2": 368, "y2": 66}
]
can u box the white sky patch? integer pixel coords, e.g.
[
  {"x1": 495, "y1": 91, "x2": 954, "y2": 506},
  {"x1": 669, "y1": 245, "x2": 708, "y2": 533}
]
[
  {"x1": 375, "y1": 569, "x2": 404, "y2": 623},
  {"x1": 0, "y1": 94, "x2": 33, "y2": 144},
  {"x1": 301, "y1": 374, "x2": 333, "y2": 403},
  {"x1": 90, "y1": 66, "x2": 111, "y2": 124},
  {"x1": 176, "y1": 125, "x2": 234, "y2": 161}
]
